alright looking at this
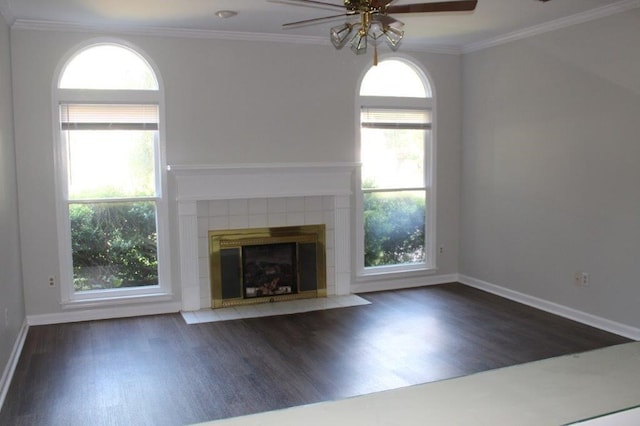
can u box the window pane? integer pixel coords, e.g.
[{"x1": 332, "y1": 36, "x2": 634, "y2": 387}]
[
  {"x1": 361, "y1": 127, "x2": 425, "y2": 190},
  {"x1": 65, "y1": 129, "x2": 156, "y2": 199},
  {"x1": 70, "y1": 201, "x2": 158, "y2": 291},
  {"x1": 360, "y1": 60, "x2": 429, "y2": 98},
  {"x1": 59, "y1": 45, "x2": 158, "y2": 90},
  {"x1": 364, "y1": 191, "x2": 426, "y2": 267}
]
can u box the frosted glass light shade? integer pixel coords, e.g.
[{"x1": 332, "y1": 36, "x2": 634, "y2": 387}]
[
  {"x1": 350, "y1": 29, "x2": 368, "y2": 55},
  {"x1": 330, "y1": 23, "x2": 353, "y2": 48},
  {"x1": 384, "y1": 26, "x2": 404, "y2": 50}
]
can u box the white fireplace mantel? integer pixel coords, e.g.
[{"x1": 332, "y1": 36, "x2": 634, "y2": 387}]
[{"x1": 169, "y1": 162, "x2": 358, "y2": 311}]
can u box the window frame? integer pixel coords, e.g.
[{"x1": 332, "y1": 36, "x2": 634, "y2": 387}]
[
  {"x1": 355, "y1": 57, "x2": 437, "y2": 279},
  {"x1": 53, "y1": 40, "x2": 172, "y2": 306}
]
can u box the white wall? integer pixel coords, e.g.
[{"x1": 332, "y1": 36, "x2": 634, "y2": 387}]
[
  {"x1": 461, "y1": 10, "x2": 640, "y2": 328},
  {"x1": 10, "y1": 29, "x2": 462, "y2": 317},
  {"x1": 0, "y1": 13, "x2": 26, "y2": 386}
]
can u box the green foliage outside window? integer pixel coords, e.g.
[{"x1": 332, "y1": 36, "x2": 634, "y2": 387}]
[
  {"x1": 70, "y1": 201, "x2": 158, "y2": 291},
  {"x1": 364, "y1": 192, "x2": 426, "y2": 267}
]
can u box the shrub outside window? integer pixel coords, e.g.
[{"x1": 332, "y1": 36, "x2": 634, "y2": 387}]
[
  {"x1": 357, "y1": 59, "x2": 434, "y2": 275},
  {"x1": 55, "y1": 43, "x2": 169, "y2": 302}
]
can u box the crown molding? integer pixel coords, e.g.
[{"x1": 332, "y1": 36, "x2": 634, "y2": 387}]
[
  {"x1": 12, "y1": 18, "x2": 463, "y2": 55},
  {"x1": 402, "y1": 41, "x2": 462, "y2": 55},
  {"x1": 462, "y1": 0, "x2": 640, "y2": 54},
  {"x1": 11, "y1": 18, "x2": 329, "y2": 45}
]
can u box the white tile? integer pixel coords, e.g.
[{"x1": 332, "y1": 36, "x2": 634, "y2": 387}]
[
  {"x1": 215, "y1": 308, "x2": 244, "y2": 321},
  {"x1": 229, "y1": 199, "x2": 249, "y2": 216},
  {"x1": 322, "y1": 196, "x2": 335, "y2": 210},
  {"x1": 180, "y1": 295, "x2": 370, "y2": 324},
  {"x1": 209, "y1": 200, "x2": 229, "y2": 217},
  {"x1": 335, "y1": 295, "x2": 370, "y2": 307},
  {"x1": 323, "y1": 211, "x2": 335, "y2": 230},
  {"x1": 199, "y1": 275, "x2": 210, "y2": 288},
  {"x1": 180, "y1": 311, "x2": 198, "y2": 324},
  {"x1": 268, "y1": 197, "x2": 288, "y2": 213},
  {"x1": 248, "y1": 215, "x2": 268, "y2": 228},
  {"x1": 305, "y1": 196, "x2": 323, "y2": 212},
  {"x1": 197, "y1": 201, "x2": 209, "y2": 217},
  {"x1": 200, "y1": 297, "x2": 211, "y2": 310},
  {"x1": 198, "y1": 218, "x2": 210, "y2": 237},
  {"x1": 199, "y1": 278, "x2": 211, "y2": 302},
  {"x1": 268, "y1": 213, "x2": 287, "y2": 227},
  {"x1": 243, "y1": 303, "x2": 278, "y2": 317},
  {"x1": 326, "y1": 232, "x2": 335, "y2": 249},
  {"x1": 194, "y1": 309, "x2": 222, "y2": 323},
  {"x1": 248, "y1": 198, "x2": 268, "y2": 214},
  {"x1": 277, "y1": 299, "x2": 306, "y2": 312},
  {"x1": 198, "y1": 236, "x2": 208, "y2": 255},
  {"x1": 229, "y1": 215, "x2": 249, "y2": 229},
  {"x1": 286, "y1": 197, "x2": 306, "y2": 212},
  {"x1": 209, "y1": 216, "x2": 229, "y2": 230},
  {"x1": 198, "y1": 255, "x2": 208, "y2": 271},
  {"x1": 285, "y1": 212, "x2": 305, "y2": 226},
  {"x1": 198, "y1": 257, "x2": 209, "y2": 278},
  {"x1": 304, "y1": 211, "x2": 323, "y2": 225}
]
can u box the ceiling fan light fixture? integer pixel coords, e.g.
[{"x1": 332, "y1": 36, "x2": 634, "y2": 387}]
[
  {"x1": 367, "y1": 21, "x2": 384, "y2": 40},
  {"x1": 350, "y1": 28, "x2": 368, "y2": 55},
  {"x1": 383, "y1": 26, "x2": 404, "y2": 50},
  {"x1": 278, "y1": 0, "x2": 477, "y2": 65},
  {"x1": 330, "y1": 23, "x2": 353, "y2": 48}
]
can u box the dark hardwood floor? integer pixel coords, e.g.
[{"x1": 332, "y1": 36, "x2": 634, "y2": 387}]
[{"x1": 0, "y1": 283, "x2": 630, "y2": 426}]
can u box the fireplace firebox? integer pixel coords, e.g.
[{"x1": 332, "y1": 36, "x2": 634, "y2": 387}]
[{"x1": 209, "y1": 225, "x2": 326, "y2": 308}]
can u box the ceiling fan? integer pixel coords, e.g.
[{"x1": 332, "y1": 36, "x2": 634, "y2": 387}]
[{"x1": 278, "y1": 0, "x2": 478, "y2": 64}]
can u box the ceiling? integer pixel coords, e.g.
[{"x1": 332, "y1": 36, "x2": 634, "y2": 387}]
[{"x1": 0, "y1": 0, "x2": 637, "y2": 52}]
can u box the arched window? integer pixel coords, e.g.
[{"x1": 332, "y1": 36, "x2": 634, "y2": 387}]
[
  {"x1": 357, "y1": 58, "x2": 434, "y2": 276},
  {"x1": 54, "y1": 42, "x2": 170, "y2": 304},
  {"x1": 58, "y1": 44, "x2": 158, "y2": 90}
]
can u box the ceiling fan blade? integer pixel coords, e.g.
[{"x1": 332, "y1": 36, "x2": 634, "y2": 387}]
[
  {"x1": 375, "y1": 14, "x2": 403, "y2": 27},
  {"x1": 269, "y1": 0, "x2": 346, "y2": 10},
  {"x1": 385, "y1": 0, "x2": 477, "y2": 14},
  {"x1": 283, "y1": 12, "x2": 356, "y2": 27},
  {"x1": 371, "y1": 0, "x2": 394, "y2": 7}
]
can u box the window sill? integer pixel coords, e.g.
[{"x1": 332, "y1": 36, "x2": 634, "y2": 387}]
[
  {"x1": 355, "y1": 265, "x2": 438, "y2": 283},
  {"x1": 352, "y1": 266, "x2": 446, "y2": 294},
  {"x1": 61, "y1": 291, "x2": 174, "y2": 310}
]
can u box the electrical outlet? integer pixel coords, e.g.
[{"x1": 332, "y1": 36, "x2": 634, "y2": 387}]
[
  {"x1": 439, "y1": 246, "x2": 444, "y2": 254},
  {"x1": 580, "y1": 272, "x2": 589, "y2": 287},
  {"x1": 574, "y1": 272, "x2": 589, "y2": 287},
  {"x1": 48, "y1": 276, "x2": 55, "y2": 287}
]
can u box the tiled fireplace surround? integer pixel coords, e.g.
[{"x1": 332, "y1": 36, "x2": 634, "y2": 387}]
[{"x1": 171, "y1": 163, "x2": 357, "y2": 311}]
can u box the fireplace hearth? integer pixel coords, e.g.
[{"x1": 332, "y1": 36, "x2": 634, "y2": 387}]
[{"x1": 209, "y1": 225, "x2": 326, "y2": 308}]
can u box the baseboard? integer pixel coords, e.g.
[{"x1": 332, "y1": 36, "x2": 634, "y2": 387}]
[
  {"x1": 458, "y1": 274, "x2": 640, "y2": 341},
  {"x1": 0, "y1": 319, "x2": 29, "y2": 411},
  {"x1": 351, "y1": 273, "x2": 458, "y2": 294},
  {"x1": 26, "y1": 301, "x2": 182, "y2": 326}
]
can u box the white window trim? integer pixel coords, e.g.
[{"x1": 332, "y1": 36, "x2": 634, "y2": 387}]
[
  {"x1": 52, "y1": 40, "x2": 172, "y2": 307},
  {"x1": 354, "y1": 58, "x2": 437, "y2": 281}
]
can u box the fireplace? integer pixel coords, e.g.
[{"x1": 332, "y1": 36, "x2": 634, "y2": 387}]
[
  {"x1": 170, "y1": 163, "x2": 356, "y2": 311},
  {"x1": 210, "y1": 225, "x2": 326, "y2": 308}
]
